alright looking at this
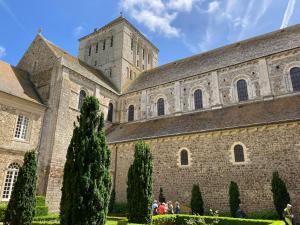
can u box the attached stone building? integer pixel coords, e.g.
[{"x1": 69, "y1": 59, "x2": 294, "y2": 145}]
[{"x1": 0, "y1": 17, "x2": 300, "y2": 218}]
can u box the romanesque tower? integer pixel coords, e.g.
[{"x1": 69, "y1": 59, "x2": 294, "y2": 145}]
[{"x1": 78, "y1": 16, "x2": 159, "y2": 93}]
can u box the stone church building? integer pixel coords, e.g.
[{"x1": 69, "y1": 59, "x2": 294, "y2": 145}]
[{"x1": 0, "y1": 17, "x2": 300, "y2": 215}]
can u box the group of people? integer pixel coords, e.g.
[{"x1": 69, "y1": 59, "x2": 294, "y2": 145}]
[{"x1": 152, "y1": 200, "x2": 181, "y2": 215}]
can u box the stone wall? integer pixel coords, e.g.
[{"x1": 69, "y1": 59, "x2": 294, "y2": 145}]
[
  {"x1": 110, "y1": 121, "x2": 300, "y2": 216},
  {"x1": 0, "y1": 93, "x2": 44, "y2": 201},
  {"x1": 120, "y1": 48, "x2": 300, "y2": 123}
]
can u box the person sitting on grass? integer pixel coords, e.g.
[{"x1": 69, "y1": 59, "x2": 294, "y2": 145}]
[
  {"x1": 152, "y1": 200, "x2": 158, "y2": 215},
  {"x1": 167, "y1": 201, "x2": 174, "y2": 214}
]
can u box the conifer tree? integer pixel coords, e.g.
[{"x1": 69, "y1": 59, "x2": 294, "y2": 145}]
[
  {"x1": 159, "y1": 187, "x2": 166, "y2": 203},
  {"x1": 60, "y1": 96, "x2": 112, "y2": 225},
  {"x1": 271, "y1": 171, "x2": 291, "y2": 219},
  {"x1": 229, "y1": 181, "x2": 241, "y2": 217},
  {"x1": 127, "y1": 141, "x2": 153, "y2": 224},
  {"x1": 109, "y1": 189, "x2": 116, "y2": 213},
  {"x1": 190, "y1": 184, "x2": 204, "y2": 215},
  {"x1": 4, "y1": 151, "x2": 37, "y2": 225}
]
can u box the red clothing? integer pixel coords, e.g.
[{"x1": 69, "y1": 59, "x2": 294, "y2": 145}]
[{"x1": 158, "y1": 204, "x2": 167, "y2": 214}]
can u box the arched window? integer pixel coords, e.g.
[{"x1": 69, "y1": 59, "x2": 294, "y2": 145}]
[
  {"x1": 128, "y1": 105, "x2": 134, "y2": 122},
  {"x1": 237, "y1": 79, "x2": 248, "y2": 102},
  {"x1": 78, "y1": 90, "x2": 87, "y2": 109},
  {"x1": 107, "y1": 103, "x2": 113, "y2": 122},
  {"x1": 157, "y1": 98, "x2": 165, "y2": 116},
  {"x1": 290, "y1": 67, "x2": 300, "y2": 92},
  {"x1": 2, "y1": 163, "x2": 20, "y2": 200},
  {"x1": 234, "y1": 144, "x2": 245, "y2": 162},
  {"x1": 194, "y1": 89, "x2": 203, "y2": 110},
  {"x1": 180, "y1": 149, "x2": 189, "y2": 166}
]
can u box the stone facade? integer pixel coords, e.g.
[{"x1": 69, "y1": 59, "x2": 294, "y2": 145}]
[
  {"x1": 109, "y1": 121, "x2": 300, "y2": 214},
  {"x1": 0, "y1": 16, "x2": 300, "y2": 220}
]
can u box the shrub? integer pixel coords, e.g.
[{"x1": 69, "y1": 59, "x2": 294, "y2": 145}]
[
  {"x1": 0, "y1": 203, "x2": 7, "y2": 222},
  {"x1": 190, "y1": 184, "x2": 204, "y2": 215},
  {"x1": 127, "y1": 141, "x2": 153, "y2": 224},
  {"x1": 60, "y1": 96, "x2": 112, "y2": 225},
  {"x1": 271, "y1": 171, "x2": 290, "y2": 219},
  {"x1": 32, "y1": 222, "x2": 59, "y2": 225},
  {"x1": 33, "y1": 214, "x2": 59, "y2": 221},
  {"x1": 152, "y1": 214, "x2": 284, "y2": 225},
  {"x1": 36, "y1": 196, "x2": 46, "y2": 207},
  {"x1": 229, "y1": 181, "x2": 241, "y2": 217},
  {"x1": 159, "y1": 187, "x2": 166, "y2": 203},
  {"x1": 35, "y1": 206, "x2": 49, "y2": 217},
  {"x1": 4, "y1": 151, "x2": 37, "y2": 225},
  {"x1": 247, "y1": 211, "x2": 279, "y2": 220},
  {"x1": 109, "y1": 189, "x2": 116, "y2": 213},
  {"x1": 108, "y1": 202, "x2": 127, "y2": 216}
]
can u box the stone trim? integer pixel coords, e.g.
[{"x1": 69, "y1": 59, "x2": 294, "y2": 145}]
[
  {"x1": 231, "y1": 75, "x2": 255, "y2": 103},
  {"x1": 229, "y1": 142, "x2": 250, "y2": 165},
  {"x1": 283, "y1": 61, "x2": 300, "y2": 92},
  {"x1": 177, "y1": 147, "x2": 192, "y2": 168},
  {"x1": 188, "y1": 85, "x2": 209, "y2": 110}
]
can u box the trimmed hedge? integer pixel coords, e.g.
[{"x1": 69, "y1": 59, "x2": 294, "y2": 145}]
[
  {"x1": 35, "y1": 206, "x2": 49, "y2": 217},
  {"x1": 32, "y1": 221, "x2": 59, "y2": 225},
  {"x1": 108, "y1": 202, "x2": 127, "y2": 217},
  {"x1": 248, "y1": 211, "x2": 279, "y2": 220},
  {"x1": 36, "y1": 196, "x2": 46, "y2": 207},
  {"x1": 0, "y1": 203, "x2": 7, "y2": 222},
  {"x1": 33, "y1": 214, "x2": 59, "y2": 221},
  {"x1": 151, "y1": 214, "x2": 284, "y2": 225},
  {"x1": 32, "y1": 214, "x2": 284, "y2": 225}
]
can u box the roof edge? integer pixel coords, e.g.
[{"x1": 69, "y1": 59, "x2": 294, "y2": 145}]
[{"x1": 78, "y1": 16, "x2": 159, "y2": 52}]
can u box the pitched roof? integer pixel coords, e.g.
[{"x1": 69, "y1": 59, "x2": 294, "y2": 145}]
[
  {"x1": 126, "y1": 23, "x2": 300, "y2": 93},
  {"x1": 106, "y1": 94, "x2": 300, "y2": 143},
  {"x1": 0, "y1": 60, "x2": 42, "y2": 104},
  {"x1": 40, "y1": 35, "x2": 119, "y2": 94},
  {"x1": 79, "y1": 16, "x2": 158, "y2": 52}
]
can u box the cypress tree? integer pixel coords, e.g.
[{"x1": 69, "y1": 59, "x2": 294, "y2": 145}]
[
  {"x1": 127, "y1": 141, "x2": 153, "y2": 224},
  {"x1": 159, "y1": 187, "x2": 166, "y2": 203},
  {"x1": 190, "y1": 184, "x2": 204, "y2": 215},
  {"x1": 271, "y1": 171, "x2": 291, "y2": 219},
  {"x1": 4, "y1": 151, "x2": 37, "y2": 225},
  {"x1": 60, "y1": 96, "x2": 112, "y2": 225},
  {"x1": 109, "y1": 189, "x2": 116, "y2": 213},
  {"x1": 229, "y1": 181, "x2": 241, "y2": 217}
]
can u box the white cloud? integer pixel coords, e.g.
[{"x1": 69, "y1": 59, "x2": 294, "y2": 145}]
[
  {"x1": 73, "y1": 25, "x2": 84, "y2": 36},
  {"x1": 120, "y1": 0, "x2": 199, "y2": 37},
  {"x1": 167, "y1": 0, "x2": 196, "y2": 12},
  {"x1": 0, "y1": 46, "x2": 6, "y2": 58},
  {"x1": 207, "y1": 1, "x2": 219, "y2": 13},
  {"x1": 281, "y1": 0, "x2": 296, "y2": 28}
]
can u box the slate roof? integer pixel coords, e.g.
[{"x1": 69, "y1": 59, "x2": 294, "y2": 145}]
[
  {"x1": 41, "y1": 35, "x2": 119, "y2": 94},
  {"x1": 0, "y1": 60, "x2": 43, "y2": 104},
  {"x1": 126, "y1": 23, "x2": 300, "y2": 93},
  {"x1": 106, "y1": 94, "x2": 300, "y2": 143}
]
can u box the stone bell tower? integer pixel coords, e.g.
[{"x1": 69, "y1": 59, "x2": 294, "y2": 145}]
[{"x1": 78, "y1": 16, "x2": 159, "y2": 93}]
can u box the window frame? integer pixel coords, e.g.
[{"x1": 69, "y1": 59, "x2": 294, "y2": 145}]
[
  {"x1": 78, "y1": 89, "x2": 87, "y2": 110},
  {"x1": 290, "y1": 67, "x2": 300, "y2": 92},
  {"x1": 236, "y1": 79, "x2": 249, "y2": 102},
  {"x1": 128, "y1": 105, "x2": 134, "y2": 122},
  {"x1": 157, "y1": 98, "x2": 165, "y2": 116},
  {"x1": 194, "y1": 89, "x2": 203, "y2": 110},
  {"x1": 177, "y1": 148, "x2": 191, "y2": 168},
  {"x1": 230, "y1": 142, "x2": 250, "y2": 165},
  {"x1": 107, "y1": 103, "x2": 113, "y2": 122},
  {"x1": 2, "y1": 163, "x2": 20, "y2": 201},
  {"x1": 14, "y1": 115, "x2": 29, "y2": 141}
]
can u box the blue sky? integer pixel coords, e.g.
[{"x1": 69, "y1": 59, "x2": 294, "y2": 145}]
[{"x1": 0, "y1": 0, "x2": 299, "y2": 66}]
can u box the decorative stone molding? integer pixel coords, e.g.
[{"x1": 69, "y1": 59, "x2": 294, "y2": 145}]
[
  {"x1": 283, "y1": 61, "x2": 300, "y2": 92},
  {"x1": 177, "y1": 147, "x2": 192, "y2": 168},
  {"x1": 231, "y1": 75, "x2": 255, "y2": 103},
  {"x1": 229, "y1": 142, "x2": 250, "y2": 165}
]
